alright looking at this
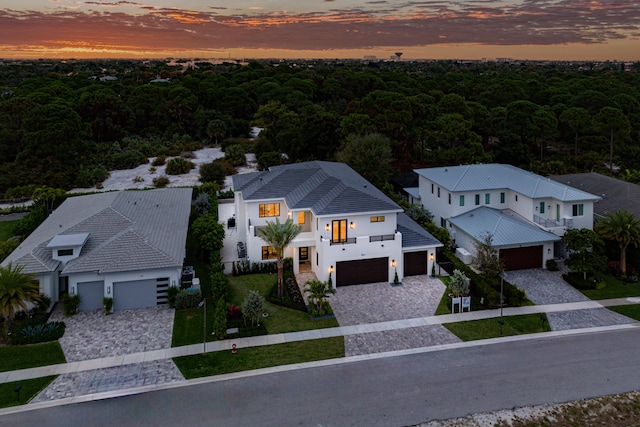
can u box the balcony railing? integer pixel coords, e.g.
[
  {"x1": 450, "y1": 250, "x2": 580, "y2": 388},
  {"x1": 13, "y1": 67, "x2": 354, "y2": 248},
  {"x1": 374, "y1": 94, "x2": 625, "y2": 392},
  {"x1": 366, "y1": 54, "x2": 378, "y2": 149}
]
[
  {"x1": 369, "y1": 234, "x2": 395, "y2": 242},
  {"x1": 330, "y1": 237, "x2": 357, "y2": 246},
  {"x1": 533, "y1": 215, "x2": 574, "y2": 229}
]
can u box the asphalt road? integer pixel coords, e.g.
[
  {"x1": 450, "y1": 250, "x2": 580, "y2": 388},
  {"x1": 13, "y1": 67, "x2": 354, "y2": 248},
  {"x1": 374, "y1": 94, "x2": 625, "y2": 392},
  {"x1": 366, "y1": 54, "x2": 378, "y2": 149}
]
[{"x1": 2, "y1": 327, "x2": 640, "y2": 427}]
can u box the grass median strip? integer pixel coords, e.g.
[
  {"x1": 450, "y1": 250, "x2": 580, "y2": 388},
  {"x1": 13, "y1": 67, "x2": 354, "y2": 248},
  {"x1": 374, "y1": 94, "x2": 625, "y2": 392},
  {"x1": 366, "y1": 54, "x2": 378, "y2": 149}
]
[
  {"x1": 444, "y1": 314, "x2": 549, "y2": 342},
  {"x1": 173, "y1": 336, "x2": 344, "y2": 379},
  {"x1": 609, "y1": 304, "x2": 640, "y2": 321},
  {"x1": 0, "y1": 342, "x2": 66, "y2": 372},
  {"x1": 0, "y1": 377, "x2": 57, "y2": 409}
]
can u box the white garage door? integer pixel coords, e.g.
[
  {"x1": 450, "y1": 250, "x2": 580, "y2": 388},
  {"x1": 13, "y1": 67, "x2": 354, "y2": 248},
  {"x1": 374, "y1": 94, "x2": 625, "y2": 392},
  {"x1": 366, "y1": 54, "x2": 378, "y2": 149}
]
[
  {"x1": 113, "y1": 279, "x2": 160, "y2": 311},
  {"x1": 77, "y1": 281, "x2": 104, "y2": 311}
]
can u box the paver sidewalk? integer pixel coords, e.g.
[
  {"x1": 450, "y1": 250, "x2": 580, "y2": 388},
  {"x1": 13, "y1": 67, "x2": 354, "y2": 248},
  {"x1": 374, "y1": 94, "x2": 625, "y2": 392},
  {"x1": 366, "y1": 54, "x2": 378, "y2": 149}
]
[{"x1": 2, "y1": 297, "x2": 638, "y2": 386}]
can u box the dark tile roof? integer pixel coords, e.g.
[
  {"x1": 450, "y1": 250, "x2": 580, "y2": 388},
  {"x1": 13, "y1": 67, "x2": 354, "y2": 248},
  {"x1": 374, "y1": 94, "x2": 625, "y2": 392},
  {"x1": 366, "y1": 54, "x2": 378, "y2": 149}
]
[
  {"x1": 549, "y1": 172, "x2": 640, "y2": 219},
  {"x1": 232, "y1": 161, "x2": 401, "y2": 216},
  {"x1": 397, "y1": 213, "x2": 442, "y2": 249}
]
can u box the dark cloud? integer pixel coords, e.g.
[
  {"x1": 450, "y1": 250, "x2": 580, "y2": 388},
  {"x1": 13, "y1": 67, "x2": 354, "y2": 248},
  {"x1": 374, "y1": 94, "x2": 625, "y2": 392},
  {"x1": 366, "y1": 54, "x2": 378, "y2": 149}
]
[{"x1": 0, "y1": 0, "x2": 639, "y2": 55}]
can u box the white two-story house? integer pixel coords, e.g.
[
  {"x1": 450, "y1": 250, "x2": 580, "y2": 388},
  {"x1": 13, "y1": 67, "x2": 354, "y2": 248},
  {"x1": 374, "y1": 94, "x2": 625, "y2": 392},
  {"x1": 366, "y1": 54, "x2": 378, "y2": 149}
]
[
  {"x1": 415, "y1": 164, "x2": 600, "y2": 270},
  {"x1": 232, "y1": 161, "x2": 442, "y2": 287}
]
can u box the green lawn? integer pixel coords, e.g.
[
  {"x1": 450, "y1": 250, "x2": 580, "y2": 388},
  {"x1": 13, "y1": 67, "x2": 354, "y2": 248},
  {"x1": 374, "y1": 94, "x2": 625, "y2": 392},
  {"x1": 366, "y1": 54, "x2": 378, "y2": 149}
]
[
  {"x1": 444, "y1": 314, "x2": 549, "y2": 341},
  {"x1": 435, "y1": 276, "x2": 453, "y2": 315},
  {"x1": 579, "y1": 274, "x2": 640, "y2": 300},
  {"x1": 174, "y1": 337, "x2": 344, "y2": 379},
  {"x1": 609, "y1": 304, "x2": 640, "y2": 321},
  {"x1": 0, "y1": 220, "x2": 17, "y2": 241},
  {"x1": 0, "y1": 342, "x2": 66, "y2": 372},
  {"x1": 172, "y1": 273, "x2": 339, "y2": 346},
  {"x1": 0, "y1": 377, "x2": 57, "y2": 408}
]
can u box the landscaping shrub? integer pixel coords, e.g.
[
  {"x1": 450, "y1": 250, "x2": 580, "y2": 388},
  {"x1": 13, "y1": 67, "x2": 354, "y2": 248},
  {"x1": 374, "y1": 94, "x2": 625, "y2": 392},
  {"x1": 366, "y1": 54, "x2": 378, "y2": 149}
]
[
  {"x1": 211, "y1": 271, "x2": 229, "y2": 303},
  {"x1": 152, "y1": 155, "x2": 167, "y2": 166},
  {"x1": 31, "y1": 293, "x2": 51, "y2": 317},
  {"x1": 61, "y1": 293, "x2": 81, "y2": 316},
  {"x1": 227, "y1": 304, "x2": 242, "y2": 320},
  {"x1": 199, "y1": 161, "x2": 226, "y2": 185},
  {"x1": 166, "y1": 157, "x2": 194, "y2": 175},
  {"x1": 218, "y1": 189, "x2": 234, "y2": 199},
  {"x1": 546, "y1": 258, "x2": 559, "y2": 271},
  {"x1": 167, "y1": 286, "x2": 179, "y2": 308},
  {"x1": 267, "y1": 277, "x2": 307, "y2": 312},
  {"x1": 232, "y1": 260, "x2": 276, "y2": 276},
  {"x1": 102, "y1": 297, "x2": 113, "y2": 314},
  {"x1": 11, "y1": 321, "x2": 66, "y2": 345},
  {"x1": 175, "y1": 288, "x2": 202, "y2": 310},
  {"x1": 563, "y1": 272, "x2": 597, "y2": 290},
  {"x1": 304, "y1": 280, "x2": 335, "y2": 317},
  {"x1": 224, "y1": 144, "x2": 247, "y2": 166},
  {"x1": 242, "y1": 290, "x2": 264, "y2": 327},
  {"x1": 212, "y1": 298, "x2": 227, "y2": 340},
  {"x1": 152, "y1": 175, "x2": 170, "y2": 188}
]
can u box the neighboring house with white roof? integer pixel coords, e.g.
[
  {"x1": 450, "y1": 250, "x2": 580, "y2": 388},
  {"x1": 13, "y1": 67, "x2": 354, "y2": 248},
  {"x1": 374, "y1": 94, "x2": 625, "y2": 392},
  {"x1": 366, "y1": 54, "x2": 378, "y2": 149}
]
[
  {"x1": 414, "y1": 164, "x2": 601, "y2": 270},
  {"x1": 232, "y1": 161, "x2": 441, "y2": 287},
  {"x1": 1, "y1": 188, "x2": 192, "y2": 311}
]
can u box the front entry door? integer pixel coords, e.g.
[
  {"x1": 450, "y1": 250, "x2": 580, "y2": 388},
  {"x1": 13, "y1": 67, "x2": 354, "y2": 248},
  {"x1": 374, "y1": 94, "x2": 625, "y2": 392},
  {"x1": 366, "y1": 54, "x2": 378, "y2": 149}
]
[{"x1": 299, "y1": 247, "x2": 309, "y2": 261}]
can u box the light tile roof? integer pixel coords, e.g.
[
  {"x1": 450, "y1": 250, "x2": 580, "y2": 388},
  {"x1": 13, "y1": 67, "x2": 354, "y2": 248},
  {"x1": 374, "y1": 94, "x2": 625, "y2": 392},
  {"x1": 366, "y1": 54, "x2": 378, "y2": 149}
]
[
  {"x1": 550, "y1": 172, "x2": 640, "y2": 220},
  {"x1": 2, "y1": 188, "x2": 192, "y2": 275},
  {"x1": 415, "y1": 164, "x2": 600, "y2": 202},
  {"x1": 232, "y1": 161, "x2": 401, "y2": 216},
  {"x1": 46, "y1": 233, "x2": 90, "y2": 248},
  {"x1": 397, "y1": 213, "x2": 442, "y2": 249},
  {"x1": 448, "y1": 207, "x2": 560, "y2": 247}
]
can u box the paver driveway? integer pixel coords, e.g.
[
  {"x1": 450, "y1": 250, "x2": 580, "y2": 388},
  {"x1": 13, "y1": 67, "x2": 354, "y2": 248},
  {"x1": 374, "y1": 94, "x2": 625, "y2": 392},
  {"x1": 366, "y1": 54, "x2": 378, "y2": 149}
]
[
  {"x1": 330, "y1": 275, "x2": 461, "y2": 356},
  {"x1": 503, "y1": 268, "x2": 634, "y2": 331},
  {"x1": 32, "y1": 306, "x2": 184, "y2": 403}
]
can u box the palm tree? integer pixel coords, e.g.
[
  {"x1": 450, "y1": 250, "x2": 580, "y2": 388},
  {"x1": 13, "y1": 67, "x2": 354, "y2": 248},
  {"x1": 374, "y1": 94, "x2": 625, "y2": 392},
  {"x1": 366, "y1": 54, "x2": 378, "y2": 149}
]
[
  {"x1": 0, "y1": 262, "x2": 40, "y2": 336},
  {"x1": 257, "y1": 218, "x2": 301, "y2": 298},
  {"x1": 304, "y1": 280, "x2": 335, "y2": 316},
  {"x1": 596, "y1": 210, "x2": 640, "y2": 276}
]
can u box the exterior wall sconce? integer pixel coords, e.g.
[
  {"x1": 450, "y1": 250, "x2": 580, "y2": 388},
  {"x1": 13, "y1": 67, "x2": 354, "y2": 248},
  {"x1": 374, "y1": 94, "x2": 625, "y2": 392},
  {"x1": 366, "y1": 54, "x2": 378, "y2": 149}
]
[
  {"x1": 429, "y1": 253, "x2": 434, "y2": 261},
  {"x1": 329, "y1": 265, "x2": 334, "y2": 273},
  {"x1": 349, "y1": 221, "x2": 354, "y2": 229},
  {"x1": 107, "y1": 286, "x2": 111, "y2": 295},
  {"x1": 287, "y1": 211, "x2": 292, "y2": 218},
  {"x1": 548, "y1": 248, "x2": 552, "y2": 254},
  {"x1": 325, "y1": 224, "x2": 330, "y2": 231},
  {"x1": 391, "y1": 259, "x2": 396, "y2": 268}
]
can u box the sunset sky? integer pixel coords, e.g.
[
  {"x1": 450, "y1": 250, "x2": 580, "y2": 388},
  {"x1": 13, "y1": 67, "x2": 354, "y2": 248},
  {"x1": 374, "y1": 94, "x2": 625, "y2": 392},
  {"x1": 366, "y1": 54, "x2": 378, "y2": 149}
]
[{"x1": 1, "y1": 0, "x2": 639, "y2": 60}]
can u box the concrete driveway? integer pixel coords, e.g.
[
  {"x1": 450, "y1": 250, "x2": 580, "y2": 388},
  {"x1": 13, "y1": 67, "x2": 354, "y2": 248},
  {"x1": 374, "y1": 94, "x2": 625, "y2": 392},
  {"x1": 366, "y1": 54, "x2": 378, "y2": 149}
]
[
  {"x1": 330, "y1": 275, "x2": 461, "y2": 356},
  {"x1": 503, "y1": 268, "x2": 634, "y2": 331}
]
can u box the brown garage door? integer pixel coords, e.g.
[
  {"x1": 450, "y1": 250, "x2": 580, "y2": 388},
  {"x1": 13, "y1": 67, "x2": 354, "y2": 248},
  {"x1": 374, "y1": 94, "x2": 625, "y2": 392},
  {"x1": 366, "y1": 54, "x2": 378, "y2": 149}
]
[
  {"x1": 336, "y1": 257, "x2": 388, "y2": 286},
  {"x1": 404, "y1": 251, "x2": 427, "y2": 276},
  {"x1": 499, "y1": 246, "x2": 543, "y2": 270}
]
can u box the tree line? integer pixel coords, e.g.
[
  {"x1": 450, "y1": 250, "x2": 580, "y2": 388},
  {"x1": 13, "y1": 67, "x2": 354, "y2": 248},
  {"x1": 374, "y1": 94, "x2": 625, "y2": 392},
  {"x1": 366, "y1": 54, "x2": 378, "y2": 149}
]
[{"x1": 1, "y1": 58, "x2": 639, "y2": 195}]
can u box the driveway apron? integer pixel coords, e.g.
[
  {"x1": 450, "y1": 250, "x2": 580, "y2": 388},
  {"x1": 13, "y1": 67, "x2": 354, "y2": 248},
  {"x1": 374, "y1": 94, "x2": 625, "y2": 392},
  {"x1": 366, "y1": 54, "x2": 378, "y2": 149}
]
[
  {"x1": 330, "y1": 275, "x2": 461, "y2": 356},
  {"x1": 32, "y1": 306, "x2": 184, "y2": 403},
  {"x1": 503, "y1": 268, "x2": 635, "y2": 331}
]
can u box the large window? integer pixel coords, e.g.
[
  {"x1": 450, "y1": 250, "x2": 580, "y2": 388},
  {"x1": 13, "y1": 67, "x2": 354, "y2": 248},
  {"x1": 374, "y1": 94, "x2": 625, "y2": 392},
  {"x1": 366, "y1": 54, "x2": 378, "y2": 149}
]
[
  {"x1": 332, "y1": 219, "x2": 347, "y2": 243},
  {"x1": 539, "y1": 202, "x2": 545, "y2": 214},
  {"x1": 475, "y1": 194, "x2": 480, "y2": 206},
  {"x1": 261, "y1": 246, "x2": 278, "y2": 260},
  {"x1": 459, "y1": 195, "x2": 465, "y2": 207},
  {"x1": 572, "y1": 204, "x2": 584, "y2": 217},
  {"x1": 485, "y1": 193, "x2": 490, "y2": 205},
  {"x1": 370, "y1": 216, "x2": 385, "y2": 222},
  {"x1": 259, "y1": 203, "x2": 280, "y2": 218},
  {"x1": 297, "y1": 211, "x2": 305, "y2": 224},
  {"x1": 500, "y1": 192, "x2": 505, "y2": 204}
]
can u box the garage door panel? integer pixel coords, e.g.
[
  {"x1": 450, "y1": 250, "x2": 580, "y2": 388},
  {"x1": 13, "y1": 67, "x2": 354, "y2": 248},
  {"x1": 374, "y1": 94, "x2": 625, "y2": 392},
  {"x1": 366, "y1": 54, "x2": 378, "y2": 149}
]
[
  {"x1": 336, "y1": 257, "x2": 388, "y2": 286},
  {"x1": 499, "y1": 246, "x2": 542, "y2": 270},
  {"x1": 113, "y1": 279, "x2": 159, "y2": 311},
  {"x1": 404, "y1": 251, "x2": 427, "y2": 276},
  {"x1": 78, "y1": 281, "x2": 104, "y2": 311}
]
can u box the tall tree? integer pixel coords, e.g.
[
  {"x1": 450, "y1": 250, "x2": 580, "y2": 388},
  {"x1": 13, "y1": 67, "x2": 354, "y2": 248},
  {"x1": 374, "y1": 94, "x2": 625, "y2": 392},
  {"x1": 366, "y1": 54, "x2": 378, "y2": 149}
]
[
  {"x1": 562, "y1": 228, "x2": 606, "y2": 280},
  {"x1": 257, "y1": 218, "x2": 301, "y2": 298},
  {"x1": 594, "y1": 107, "x2": 630, "y2": 174},
  {"x1": 595, "y1": 210, "x2": 640, "y2": 276},
  {"x1": 0, "y1": 262, "x2": 39, "y2": 336},
  {"x1": 335, "y1": 133, "x2": 392, "y2": 190},
  {"x1": 559, "y1": 107, "x2": 590, "y2": 161}
]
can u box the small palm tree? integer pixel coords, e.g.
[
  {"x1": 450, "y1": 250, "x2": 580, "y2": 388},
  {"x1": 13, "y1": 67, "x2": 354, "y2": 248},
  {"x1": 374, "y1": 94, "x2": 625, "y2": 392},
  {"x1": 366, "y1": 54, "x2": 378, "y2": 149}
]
[
  {"x1": 596, "y1": 210, "x2": 640, "y2": 276},
  {"x1": 257, "y1": 218, "x2": 301, "y2": 297},
  {"x1": 0, "y1": 262, "x2": 40, "y2": 336},
  {"x1": 304, "y1": 280, "x2": 335, "y2": 316}
]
